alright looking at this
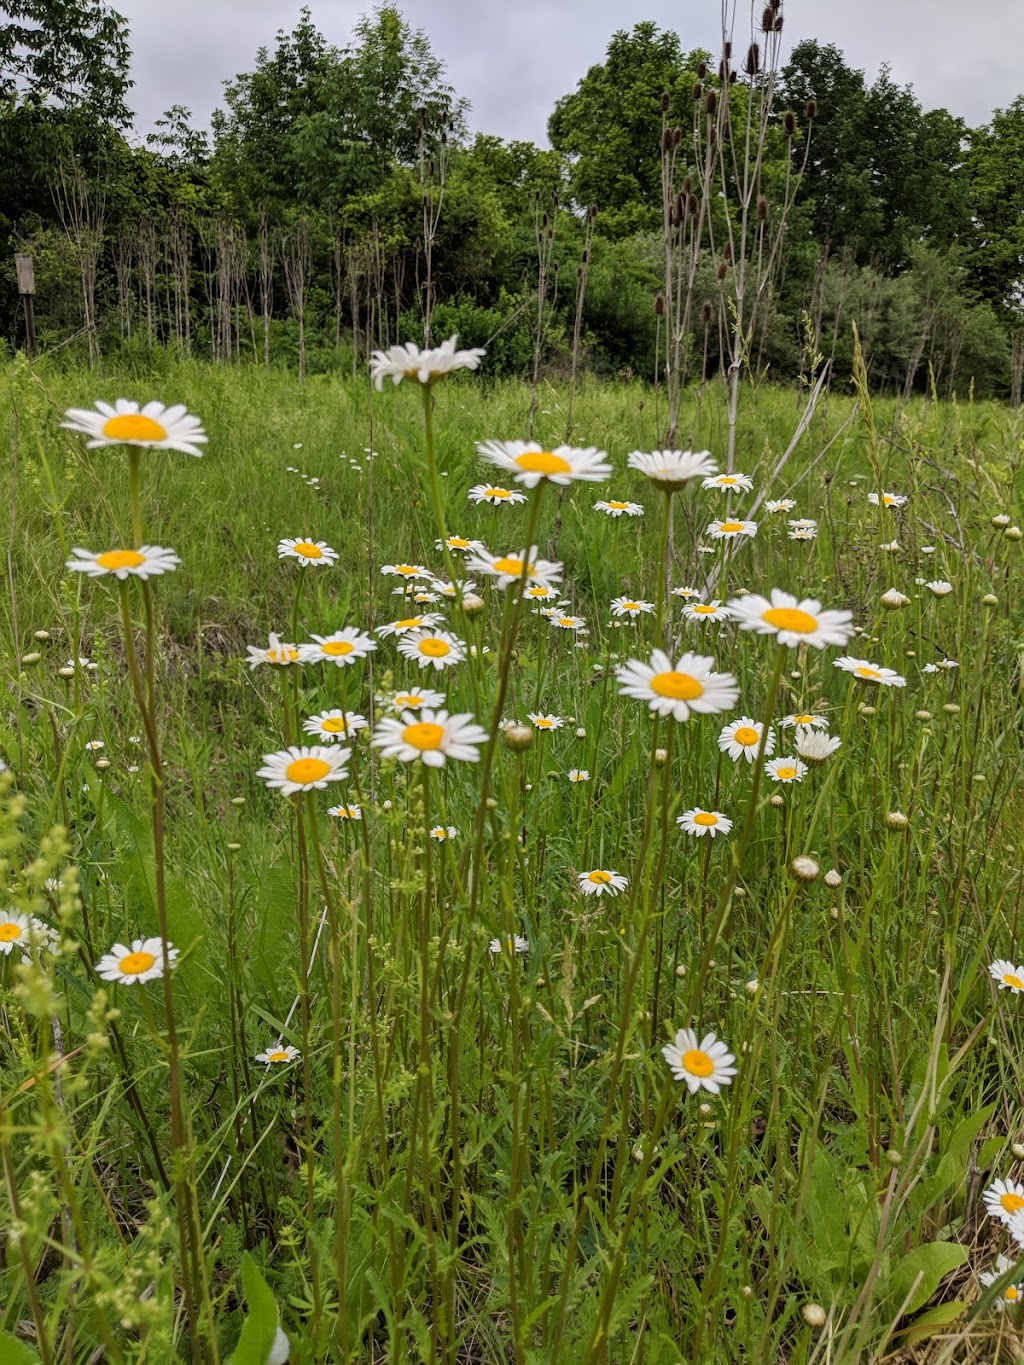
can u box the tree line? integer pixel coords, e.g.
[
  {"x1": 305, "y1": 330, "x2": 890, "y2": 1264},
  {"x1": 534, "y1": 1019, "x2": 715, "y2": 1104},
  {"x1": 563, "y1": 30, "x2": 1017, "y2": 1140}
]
[{"x1": 2, "y1": 0, "x2": 1024, "y2": 397}]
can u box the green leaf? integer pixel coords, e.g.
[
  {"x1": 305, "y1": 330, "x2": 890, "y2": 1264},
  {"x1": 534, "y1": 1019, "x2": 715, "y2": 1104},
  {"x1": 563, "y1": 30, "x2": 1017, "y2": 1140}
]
[
  {"x1": 882, "y1": 1241, "x2": 966, "y2": 1318},
  {"x1": 893, "y1": 1299, "x2": 966, "y2": 1346},
  {"x1": 0, "y1": 1333, "x2": 42, "y2": 1364},
  {"x1": 229, "y1": 1252, "x2": 279, "y2": 1365}
]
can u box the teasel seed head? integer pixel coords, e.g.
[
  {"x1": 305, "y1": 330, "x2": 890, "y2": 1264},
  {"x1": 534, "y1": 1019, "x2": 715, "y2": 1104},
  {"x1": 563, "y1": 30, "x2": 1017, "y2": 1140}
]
[
  {"x1": 784, "y1": 110, "x2": 796, "y2": 136},
  {"x1": 757, "y1": 195, "x2": 769, "y2": 221},
  {"x1": 702, "y1": 300, "x2": 714, "y2": 323},
  {"x1": 806, "y1": 98, "x2": 817, "y2": 119},
  {"x1": 744, "y1": 43, "x2": 761, "y2": 76},
  {"x1": 705, "y1": 90, "x2": 717, "y2": 115},
  {"x1": 661, "y1": 90, "x2": 671, "y2": 112},
  {"x1": 654, "y1": 292, "x2": 666, "y2": 316}
]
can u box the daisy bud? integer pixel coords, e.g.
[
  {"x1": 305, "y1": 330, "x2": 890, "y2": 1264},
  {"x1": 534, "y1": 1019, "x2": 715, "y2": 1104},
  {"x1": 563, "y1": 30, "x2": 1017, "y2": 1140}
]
[
  {"x1": 227, "y1": 842, "x2": 241, "y2": 851},
  {"x1": 1013, "y1": 1143, "x2": 1024, "y2": 1159},
  {"x1": 95, "y1": 758, "x2": 111, "y2": 770},
  {"x1": 575, "y1": 727, "x2": 586, "y2": 737},
  {"x1": 34, "y1": 629, "x2": 51, "y2": 641},
  {"x1": 231, "y1": 797, "x2": 246, "y2": 806},
  {"x1": 675, "y1": 963, "x2": 686, "y2": 977},
  {"x1": 770, "y1": 794, "x2": 784, "y2": 807},
  {"x1": 633, "y1": 1144, "x2": 645, "y2": 1162},
  {"x1": 57, "y1": 666, "x2": 75, "y2": 678},
  {"x1": 461, "y1": 593, "x2": 485, "y2": 615},
  {"x1": 858, "y1": 704, "x2": 876, "y2": 717},
  {"x1": 914, "y1": 710, "x2": 932, "y2": 720},
  {"x1": 881, "y1": 588, "x2": 909, "y2": 609},
  {"x1": 904, "y1": 649, "x2": 915, "y2": 657},
  {"x1": 791, "y1": 855, "x2": 819, "y2": 882},
  {"x1": 741, "y1": 1285, "x2": 753, "y2": 1299},
  {"x1": 884, "y1": 810, "x2": 909, "y2": 830},
  {"x1": 1005, "y1": 526, "x2": 1022, "y2": 540},
  {"x1": 886, "y1": 1148, "x2": 902, "y2": 1166},
  {"x1": 973, "y1": 773, "x2": 986, "y2": 783},
  {"x1": 943, "y1": 703, "x2": 960, "y2": 715},
  {"x1": 745, "y1": 978, "x2": 759, "y2": 995},
  {"x1": 992, "y1": 514, "x2": 1011, "y2": 528},
  {"x1": 824, "y1": 868, "x2": 841, "y2": 888},
  {"x1": 699, "y1": 1102, "x2": 712, "y2": 1117},
  {"x1": 383, "y1": 800, "x2": 392, "y2": 811},
  {"x1": 801, "y1": 1303, "x2": 827, "y2": 1329},
  {"x1": 485, "y1": 797, "x2": 497, "y2": 809},
  {"x1": 503, "y1": 724, "x2": 534, "y2": 752},
  {"x1": 733, "y1": 886, "x2": 747, "y2": 898},
  {"x1": 982, "y1": 593, "x2": 998, "y2": 606},
  {"x1": 654, "y1": 747, "x2": 668, "y2": 766},
  {"x1": 21, "y1": 652, "x2": 41, "y2": 665}
]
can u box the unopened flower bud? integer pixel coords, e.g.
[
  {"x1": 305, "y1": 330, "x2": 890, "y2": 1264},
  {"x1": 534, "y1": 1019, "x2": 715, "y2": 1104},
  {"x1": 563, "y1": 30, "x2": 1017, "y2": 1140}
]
[
  {"x1": 21, "y1": 652, "x2": 41, "y2": 665},
  {"x1": 824, "y1": 868, "x2": 841, "y2": 888},
  {"x1": 770, "y1": 794, "x2": 784, "y2": 807},
  {"x1": 884, "y1": 810, "x2": 909, "y2": 830},
  {"x1": 801, "y1": 1303, "x2": 827, "y2": 1328},
  {"x1": 654, "y1": 747, "x2": 668, "y2": 766},
  {"x1": 461, "y1": 593, "x2": 485, "y2": 616},
  {"x1": 791, "y1": 855, "x2": 819, "y2": 882},
  {"x1": 992, "y1": 514, "x2": 1011, "y2": 528},
  {"x1": 943, "y1": 702, "x2": 960, "y2": 715},
  {"x1": 1005, "y1": 526, "x2": 1023, "y2": 540},
  {"x1": 34, "y1": 629, "x2": 51, "y2": 641},
  {"x1": 503, "y1": 724, "x2": 534, "y2": 752},
  {"x1": 982, "y1": 593, "x2": 998, "y2": 606}
]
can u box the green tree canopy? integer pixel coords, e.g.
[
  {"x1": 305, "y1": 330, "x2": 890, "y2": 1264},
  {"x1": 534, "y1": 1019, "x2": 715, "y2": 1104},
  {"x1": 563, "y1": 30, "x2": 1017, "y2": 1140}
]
[{"x1": 0, "y1": 0, "x2": 132, "y2": 125}]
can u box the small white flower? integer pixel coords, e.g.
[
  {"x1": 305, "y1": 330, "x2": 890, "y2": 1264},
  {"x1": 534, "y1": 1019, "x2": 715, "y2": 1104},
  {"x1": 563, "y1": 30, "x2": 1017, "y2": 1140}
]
[
  {"x1": 627, "y1": 449, "x2": 717, "y2": 490},
  {"x1": 246, "y1": 633, "x2": 302, "y2": 669},
  {"x1": 300, "y1": 628, "x2": 377, "y2": 665},
  {"x1": 707, "y1": 519, "x2": 758, "y2": 540},
  {"x1": 683, "y1": 600, "x2": 731, "y2": 623},
  {"x1": 381, "y1": 562, "x2": 431, "y2": 581},
  {"x1": 677, "y1": 809, "x2": 732, "y2": 837},
  {"x1": 868, "y1": 491, "x2": 907, "y2": 508},
  {"x1": 476, "y1": 439, "x2": 611, "y2": 488},
  {"x1": 983, "y1": 1178, "x2": 1024, "y2": 1224},
  {"x1": 255, "y1": 1041, "x2": 300, "y2": 1066},
  {"x1": 62, "y1": 400, "x2": 207, "y2": 457},
  {"x1": 256, "y1": 745, "x2": 350, "y2": 795},
  {"x1": 95, "y1": 937, "x2": 178, "y2": 984},
  {"x1": 594, "y1": 499, "x2": 644, "y2": 517},
  {"x1": 66, "y1": 545, "x2": 181, "y2": 580},
  {"x1": 0, "y1": 911, "x2": 31, "y2": 955},
  {"x1": 616, "y1": 649, "x2": 739, "y2": 723},
  {"x1": 765, "y1": 757, "x2": 808, "y2": 784},
  {"x1": 467, "y1": 484, "x2": 528, "y2": 505},
  {"x1": 610, "y1": 596, "x2": 655, "y2": 618},
  {"x1": 765, "y1": 499, "x2": 796, "y2": 513},
  {"x1": 662, "y1": 1027, "x2": 737, "y2": 1094},
  {"x1": 369, "y1": 334, "x2": 486, "y2": 388},
  {"x1": 703, "y1": 472, "x2": 753, "y2": 492},
  {"x1": 577, "y1": 869, "x2": 628, "y2": 897},
  {"x1": 795, "y1": 732, "x2": 842, "y2": 763},
  {"x1": 568, "y1": 769, "x2": 590, "y2": 782},
  {"x1": 834, "y1": 657, "x2": 906, "y2": 687},
  {"x1": 371, "y1": 708, "x2": 487, "y2": 767},
  {"x1": 718, "y1": 718, "x2": 775, "y2": 763},
  {"x1": 430, "y1": 825, "x2": 458, "y2": 841},
  {"x1": 396, "y1": 629, "x2": 466, "y2": 671},
  {"x1": 990, "y1": 960, "x2": 1024, "y2": 994},
  {"x1": 277, "y1": 538, "x2": 338, "y2": 566},
  {"x1": 302, "y1": 710, "x2": 367, "y2": 741},
  {"x1": 926, "y1": 580, "x2": 953, "y2": 597},
  {"x1": 489, "y1": 934, "x2": 529, "y2": 956}
]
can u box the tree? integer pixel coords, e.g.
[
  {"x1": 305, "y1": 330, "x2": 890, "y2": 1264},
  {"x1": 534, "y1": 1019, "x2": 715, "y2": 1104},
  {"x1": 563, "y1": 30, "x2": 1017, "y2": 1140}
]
[
  {"x1": 0, "y1": 0, "x2": 132, "y2": 126},
  {"x1": 963, "y1": 96, "x2": 1024, "y2": 317}
]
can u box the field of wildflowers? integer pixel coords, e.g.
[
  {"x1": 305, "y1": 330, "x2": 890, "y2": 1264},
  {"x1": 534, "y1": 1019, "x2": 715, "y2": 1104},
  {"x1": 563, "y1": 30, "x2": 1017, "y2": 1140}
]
[{"x1": 1, "y1": 343, "x2": 1023, "y2": 1363}]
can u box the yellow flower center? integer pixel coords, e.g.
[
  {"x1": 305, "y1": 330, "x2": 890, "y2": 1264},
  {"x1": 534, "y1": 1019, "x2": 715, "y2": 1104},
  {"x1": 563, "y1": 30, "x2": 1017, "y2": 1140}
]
[
  {"x1": 96, "y1": 549, "x2": 146, "y2": 571},
  {"x1": 285, "y1": 757, "x2": 332, "y2": 784},
  {"x1": 692, "y1": 605, "x2": 716, "y2": 615},
  {"x1": 1002, "y1": 1192, "x2": 1024, "y2": 1214},
  {"x1": 0, "y1": 922, "x2": 22, "y2": 942},
  {"x1": 449, "y1": 537, "x2": 470, "y2": 548},
  {"x1": 321, "y1": 641, "x2": 354, "y2": 659},
  {"x1": 557, "y1": 617, "x2": 577, "y2": 627},
  {"x1": 588, "y1": 870, "x2": 612, "y2": 884},
  {"x1": 622, "y1": 602, "x2": 641, "y2": 611},
  {"x1": 883, "y1": 494, "x2": 896, "y2": 505},
  {"x1": 396, "y1": 618, "x2": 423, "y2": 629},
  {"x1": 267, "y1": 1049, "x2": 290, "y2": 1062},
  {"x1": 855, "y1": 666, "x2": 882, "y2": 680},
  {"x1": 321, "y1": 718, "x2": 350, "y2": 734},
  {"x1": 734, "y1": 727, "x2": 759, "y2": 746},
  {"x1": 1008, "y1": 1286, "x2": 1020, "y2": 1301},
  {"x1": 403, "y1": 722, "x2": 444, "y2": 751},
  {"x1": 119, "y1": 950, "x2": 156, "y2": 974},
  {"x1": 269, "y1": 648, "x2": 300, "y2": 664},
  {"x1": 694, "y1": 813, "x2": 718, "y2": 827},
  {"x1": 396, "y1": 696, "x2": 422, "y2": 707},
  {"x1": 1004, "y1": 974, "x2": 1024, "y2": 990},
  {"x1": 514, "y1": 450, "x2": 572, "y2": 475},
  {"x1": 682, "y1": 1048, "x2": 714, "y2": 1077},
  {"x1": 762, "y1": 607, "x2": 818, "y2": 633},
  {"x1": 775, "y1": 766, "x2": 797, "y2": 780},
  {"x1": 650, "y1": 671, "x2": 704, "y2": 701},
  {"x1": 493, "y1": 556, "x2": 530, "y2": 577},
  {"x1": 719, "y1": 522, "x2": 745, "y2": 533},
  {"x1": 527, "y1": 586, "x2": 551, "y2": 598},
  {"x1": 608, "y1": 501, "x2": 630, "y2": 510},
  {"x1": 395, "y1": 565, "x2": 419, "y2": 575},
  {"x1": 293, "y1": 541, "x2": 323, "y2": 559},
  {"x1": 486, "y1": 488, "x2": 510, "y2": 498},
  {"x1": 794, "y1": 715, "x2": 816, "y2": 725},
  {"x1": 535, "y1": 719, "x2": 554, "y2": 728},
  {"x1": 418, "y1": 637, "x2": 450, "y2": 658},
  {"x1": 101, "y1": 413, "x2": 168, "y2": 442},
  {"x1": 718, "y1": 477, "x2": 738, "y2": 485}
]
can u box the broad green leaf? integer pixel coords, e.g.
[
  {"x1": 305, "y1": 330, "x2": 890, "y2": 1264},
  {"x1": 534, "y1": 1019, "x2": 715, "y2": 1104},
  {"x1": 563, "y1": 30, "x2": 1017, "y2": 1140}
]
[
  {"x1": 0, "y1": 1334, "x2": 42, "y2": 1365},
  {"x1": 893, "y1": 1298, "x2": 966, "y2": 1346},
  {"x1": 229, "y1": 1252, "x2": 279, "y2": 1365},
  {"x1": 882, "y1": 1241, "x2": 966, "y2": 1318}
]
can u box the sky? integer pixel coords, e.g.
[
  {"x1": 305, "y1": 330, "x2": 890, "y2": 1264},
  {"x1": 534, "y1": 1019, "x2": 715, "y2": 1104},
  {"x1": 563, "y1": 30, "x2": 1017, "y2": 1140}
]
[{"x1": 116, "y1": 0, "x2": 1024, "y2": 143}]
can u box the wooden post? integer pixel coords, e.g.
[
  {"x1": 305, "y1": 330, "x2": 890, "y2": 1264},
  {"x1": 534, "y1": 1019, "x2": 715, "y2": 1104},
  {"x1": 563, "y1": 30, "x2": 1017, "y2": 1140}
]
[{"x1": 15, "y1": 252, "x2": 37, "y2": 357}]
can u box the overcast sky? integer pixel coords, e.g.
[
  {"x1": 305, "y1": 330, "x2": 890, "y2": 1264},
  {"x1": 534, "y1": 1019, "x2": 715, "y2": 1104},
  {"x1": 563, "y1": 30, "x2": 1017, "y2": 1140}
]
[{"x1": 117, "y1": 0, "x2": 1024, "y2": 143}]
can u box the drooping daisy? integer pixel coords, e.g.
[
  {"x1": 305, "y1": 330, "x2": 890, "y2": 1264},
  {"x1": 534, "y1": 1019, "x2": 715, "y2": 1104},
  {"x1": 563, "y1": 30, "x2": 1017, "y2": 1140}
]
[
  {"x1": 246, "y1": 633, "x2": 302, "y2": 669},
  {"x1": 594, "y1": 499, "x2": 644, "y2": 517},
  {"x1": 833, "y1": 657, "x2": 906, "y2": 687},
  {"x1": 577, "y1": 869, "x2": 628, "y2": 898},
  {"x1": 881, "y1": 588, "x2": 910, "y2": 608},
  {"x1": 979, "y1": 1254, "x2": 1024, "y2": 1310},
  {"x1": 984, "y1": 1179, "x2": 1024, "y2": 1224},
  {"x1": 396, "y1": 629, "x2": 466, "y2": 671},
  {"x1": 66, "y1": 545, "x2": 181, "y2": 581},
  {"x1": 489, "y1": 935, "x2": 529, "y2": 956},
  {"x1": 477, "y1": 439, "x2": 611, "y2": 488},
  {"x1": 789, "y1": 519, "x2": 817, "y2": 531},
  {"x1": 780, "y1": 712, "x2": 828, "y2": 732},
  {"x1": 727, "y1": 590, "x2": 853, "y2": 648},
  {"x1": 868, "y1": 491, "x2": 908, "y2": 508},
  {"x1": 302, "y1": 710, "x2": 368, "y2": 741},
  {"x1": 381, "y1": 563, "x2": 431, "y2": 581},
  {"x1": 528, "y1": 713, "x2": 563, "y2": 731},
  {"x1": 765, "y1": 499, "x2": 796, "y2": 513},
  {"x1": 683, "y1": 600, "x2": 731, "y2": 623},
  {"x1": 369, "y1": 335, "x2": 486, "y2": 388},
  {"x1": 662, "y1": 1028, "x2": 737, "y2": 1094},
  {"x1": 926, "y1": 580, "x2": 953, "y2": 597},
  {"x1": 466, "y1": 546, "x2": 563, "y2": 590},
  {"x1": 376, "y1": 613, "x2": 445, "y2": 638},
  {"x1": 719, "y1": 718, "x2": 775, "y2": 763},
  {"x1": 430, "y1": 825, "x2": 458, "y2": 841},
  {"x1": 437, "y1": 534, "x2": 483, "y2": 553},
  {"x1": 95, "y1": 938, "x2": 179, "y2": 984},
  {"x1": 256, "y1": 745, "x2": 350, "y2": 795},
  {"x1": 327, "y1": 804, "x2": 362, "y2": 820},
  {"x1": 707, "y1": 519, "x2": 758, "y2": 540},
  {"x1": 0, "y1": 911, "x2": 31, "y2": 955},
  {"x1": 610, "y1": 596, "x2": 655, "y2": 619},
  {"x1": 922, "y1": 659, "x2": 959, "y2": 673},
  {"x1": 62, "y1": 400, "x2": 207, "y2": 457},
  {"x1": 788, "y1": 526, "x2": 818, "y2": 541},
  {"x1": 278, "y1": 538, "x2": 338, "y2": 567},
  {"x1": 432, "y1": 578, "x2": 477, "y2": 601},
  {"x1": 467, "y1": 484, "x2": 528, "y2": 506},
  {"x1": 371, "y1": 708, "x2": 487, "y2": 767},
  {"x1": 703, "y1": 472, "x2": 753, "y2": 492},
  {"x1": 616, "y1": 649, "x2": 739, "y2": 723},
  {"x1": 765, "y1": 757, "x2": 808, "y2": 784},
  {"x1": 255, "y1": 1041, "x2": 300, "y2": 1066},
  {"x1": 880, "y1": 540, "x2": 901, "y2": 552},
  {"x1": 990, "y1": 960, "x2": 1024, "y2": 994},
  {"x1": 626, "y1": 449, "x2": 718, "y2": 491},
  {"x1": 795, "y1": 732, "x2": 841, "y2": 763},
  {"x1": 300, "y1": 628, "x2": 377, "y2": 665},
  {"x1": 671, "y1": 586, "x2": 701, "y2": 600},
  {"x1": 409, "y1": 590, "x2": 441, "y2": 604},
  {"x1": 568, "y1": 769, "x2": 590, "y2": 782},
  {"x1": 677, "y1": 809, "x2": 733, "y2": 838}
]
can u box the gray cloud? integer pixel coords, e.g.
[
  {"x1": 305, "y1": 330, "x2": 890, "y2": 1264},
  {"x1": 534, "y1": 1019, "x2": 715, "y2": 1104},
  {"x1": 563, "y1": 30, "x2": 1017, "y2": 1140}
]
[{"x1": 117, "y1": 0, "x2": 1024, "y2": 144}]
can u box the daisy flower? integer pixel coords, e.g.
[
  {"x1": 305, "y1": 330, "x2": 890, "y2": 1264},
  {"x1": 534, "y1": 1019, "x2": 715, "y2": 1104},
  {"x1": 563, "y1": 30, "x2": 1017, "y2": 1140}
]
[
  {"x1": 246, "y1": 633, "x2": 302, "y2": 669},
  {"x1": 95, "y1": 937, "x2": 178, "y2": 984},
  {"x1": 300, "y1": 628, "x2": 377, "y2": 665},
  {"x1": 881, "y1": 588, "x2": 910, "y2": 608},
  {"x1": 616, "y1": 649, "x2": 739, "y2": 723},
  {"x1": 707, "y1": 519, "x2": 758, "y2": 540},
  {"x1": 302, "y1": 710, "x2": 368, "y2": 741},
  {"x1": 880, "y1": 540, "x2": 901, "y2": 552},
  {"x1": 868, "y1": 491, "x2": 908, "y2": 508},
  {"x1": 719, "y1": 718, "x2": 775, "y2": 763},
  {"x1": 703, "y1": 472, "x2": 753, "y2": 492},
  {"x1": 327, "y1": 804, "x2": 362, "y2": 820},
  {"x1": 489, "y1": 935, "x2": 529, "y2": 955},
  {"x1": 84, "y1": 739, "x2": 105, "y2": 751},
  {"x1": 610, "y1": 596, "x2": 655, "y2": 619},
  {"x1": 377, "y1": 613, "x2": 445, "y2": 638},
  {"x1": 66, "y1": 545, "x2": 181, "y2": 580},
  {"x1": 432, "y1": 579, "x2": 477, "y2": 601},
  {"x1": 468, "y1": 484, "x2": 528, "y2": 506},
  {"x1": 728, "y1": 590, "x2": 853, "y2": 648},
  {"x1": 765, "y1": 499, "x2": 796, "y2": 513},
  {"x1": 833, "y1": 657, "x2": 906, "y2": 687},
  {"x1": 979, "y1": 1254, "x2": 1024, "y2": 1310},
  {"x1": 255, "y1": 1042, "x2": 300, "y2": 1066},
  {"x1": 984, "y1": 1179, "x2": 1024, "y2": 1223},
  {"x1": 922, "y1": 659, "x2": 958, "y2": 673},
  {"x1": 477, "y1": 439, "x2": 611, "y2": 488},
  {"x1": 410, "y1": 590, "x2": 441, "y2": 604},
  {"x1": 371, "y1": 708, "x2": 487, "y2": 767},
  {"x1": 594, "y1": 499, "x2": 644, "y2": 517},
  {"x1": 662, "y1": 1028, "x2": 737, "y2": 1094},
  {"x1": 528, "y1": 713, "x2": 563, "y2": 731},
  {"x1": 396, "y1": 629, "x2": 466, "y2": 671},
  {"x1": 369, "y1": 334, "x2": 486, "y2": 388},
  {"x1": 788, "y1": 526, "x2": 817, "y2": 541},
  {"x1": 0, "y1": 911, "x2": 31, "y2": 955},
  {"x1": 381, "y1": 563, "x2": 431, "y2": 581},
  {"x1": 278, "y1": 538, "x2": 338, "y2": 567},
  {"x1": 466, "y1": 546, "x2": 563, "y2": 590},
  {"x1": 430, "y1": 825, "x2": 458, "y2": 841},
  {"x1": 671, "y1": 586, "x2": 701, "y2": 600},
  {"x1": 568, "y1": 769, "x2": 590, "y2": 782},
  {"x1": 683, "y1": 600, "x2": 731, "y2": 623},
  {"x1": 626, "y1": 449, "x2": 717, "y2": 491},
  {"x1": 525, "y1": 583, "x2": 560, "y2": 602},
  {"x1": 549, "y1": 614, "x2": 586, "y2": 630},
  {"x1": 765, "y1": 757, "x2": 807, "y2": 784},
  {"x1": 577, "y1": 869, "x2": 628, "y2": 897},
  {"x1": 780, "y1": 712, "x2": 828, "y2": 732},
  {"x1": 62, "y1": 400, "x2": 207, "y2": 457},
  {"x1": 256, "y1": 745, "x2": 350, "y2": 795},
  {"x1": 387, "y1": 688, "x2": 446, "y2": 711},
  {"x1": 789, "y1": 518, "x2": 817, "y2": 531},
  {"x1": 926, "y1": 580, "x2": 953, "y2": 597},
  {"x1": 990, "y1": 960, "x2": 1024, "y2": 993},
  {"x1": 436, "y1": 534, "x2": 483, "y2": 553},
  {"x1": 677, "y1": 809, "x2": 732, "y2": 838},
  {"x1": 795, "y1": 732, "x2": 842, "y2": 763}
]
